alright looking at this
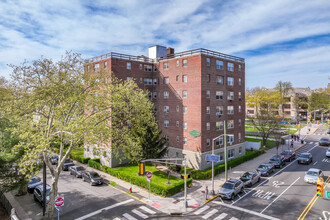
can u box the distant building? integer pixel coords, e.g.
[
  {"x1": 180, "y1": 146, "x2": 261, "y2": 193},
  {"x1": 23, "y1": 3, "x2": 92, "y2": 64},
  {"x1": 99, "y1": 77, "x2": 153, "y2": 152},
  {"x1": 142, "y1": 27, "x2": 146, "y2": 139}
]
[{"x1": 84, "y1": 46, "x2": 246, "y2": 170}]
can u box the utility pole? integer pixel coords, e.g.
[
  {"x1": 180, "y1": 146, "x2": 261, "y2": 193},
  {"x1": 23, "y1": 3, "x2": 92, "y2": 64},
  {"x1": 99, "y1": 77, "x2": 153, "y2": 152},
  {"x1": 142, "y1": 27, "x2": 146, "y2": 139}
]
[
  {"x1": 184, "y1": 156, "x2": 187, "y2": 211},
  {"x1": 224, "y1": 120, "x2": 228, "y2": 181},
  {"x1": 43, "y1": 160, "x2": 46, "y2": 216}
]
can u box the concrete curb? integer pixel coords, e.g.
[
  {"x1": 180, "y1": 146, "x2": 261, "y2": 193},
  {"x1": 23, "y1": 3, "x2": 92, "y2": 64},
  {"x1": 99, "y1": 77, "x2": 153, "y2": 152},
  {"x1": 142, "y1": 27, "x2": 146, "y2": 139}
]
[{"x1": 204, "y1": 195, "x2": 218, "y2": 204}]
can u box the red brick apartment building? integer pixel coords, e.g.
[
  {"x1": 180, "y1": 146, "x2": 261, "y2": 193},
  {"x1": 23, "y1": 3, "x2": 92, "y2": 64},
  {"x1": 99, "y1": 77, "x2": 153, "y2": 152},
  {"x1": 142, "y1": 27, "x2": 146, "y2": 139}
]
[{"x1": 84, "y1": 46, "x2": 245, "y2": 170}]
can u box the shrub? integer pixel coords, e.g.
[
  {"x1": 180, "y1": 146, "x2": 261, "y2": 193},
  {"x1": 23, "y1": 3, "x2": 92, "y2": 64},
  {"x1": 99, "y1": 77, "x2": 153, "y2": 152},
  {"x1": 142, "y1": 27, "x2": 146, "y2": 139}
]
[
  {"x1": 88, "y1": 159, "x2": 101, "y2": 170},
  {"x1": 78, "y1": 157, "x2": 90, "y2": 164}
]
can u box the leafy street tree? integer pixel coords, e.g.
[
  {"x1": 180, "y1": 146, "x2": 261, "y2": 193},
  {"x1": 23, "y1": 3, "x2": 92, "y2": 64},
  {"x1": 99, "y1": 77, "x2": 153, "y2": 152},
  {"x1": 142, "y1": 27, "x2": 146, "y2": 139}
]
[
  {"x1": 246, "y1": 88, "x2": 282, "y2": 146},
  {"x1": 274, "y1": 81, "x2": 293, "y2": 118},
  {"x1": 6, "y1": 52, "x2": 160, "y2": 219},
  {"x1": 309, "y1": 90, "x2": 330, "y2": 112}
]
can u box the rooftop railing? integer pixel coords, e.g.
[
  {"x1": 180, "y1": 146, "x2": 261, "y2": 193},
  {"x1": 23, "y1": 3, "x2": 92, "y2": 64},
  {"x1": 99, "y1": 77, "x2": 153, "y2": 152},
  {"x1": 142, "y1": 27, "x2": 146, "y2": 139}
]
[{"x1": 85, "y1": 48, "x2": 245, "y2": 64}]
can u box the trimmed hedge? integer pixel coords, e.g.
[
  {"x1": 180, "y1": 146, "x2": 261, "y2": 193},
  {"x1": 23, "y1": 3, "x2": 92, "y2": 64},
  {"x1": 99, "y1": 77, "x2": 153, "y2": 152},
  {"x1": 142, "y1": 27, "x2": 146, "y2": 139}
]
[
  {"x1": 88, "y1": 160, "x2": 192, "y2": 197},
  {"x1": 190, "y1": 150, "x2": 264, "y2": 180}
]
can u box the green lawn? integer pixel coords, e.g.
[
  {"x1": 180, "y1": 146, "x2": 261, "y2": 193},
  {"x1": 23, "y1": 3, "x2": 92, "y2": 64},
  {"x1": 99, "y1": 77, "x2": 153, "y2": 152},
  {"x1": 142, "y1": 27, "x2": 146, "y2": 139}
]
[{"x1": 245, "y1": 126, "x2": 297, "y2": 134}]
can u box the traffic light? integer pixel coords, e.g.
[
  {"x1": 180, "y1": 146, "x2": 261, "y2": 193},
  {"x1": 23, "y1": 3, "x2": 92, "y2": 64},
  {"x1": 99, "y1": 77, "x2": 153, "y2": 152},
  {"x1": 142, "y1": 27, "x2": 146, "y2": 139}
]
[
  {"x1": 316, "y1": 181, "x2": 324, "y2": 197},
  {"x1": 138, "y1": 162, "x2": 145, "y2": 176}
]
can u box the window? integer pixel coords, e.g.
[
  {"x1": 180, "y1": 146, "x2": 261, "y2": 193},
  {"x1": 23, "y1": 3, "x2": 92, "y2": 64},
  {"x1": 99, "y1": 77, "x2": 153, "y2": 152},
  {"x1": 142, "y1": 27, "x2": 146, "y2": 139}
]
[
  {"x1": 176, "y1": 91, "x2": 179, "y2": 97},
  {"x1": 238, "y1": 78, "x2": 242, "y2": 85},
  {"x1": 153, "y1": 106, "x2": 157, "y2": 112},
  {"x1": 227, "y1": 91, "x2": 234, "y2": 100},
  {"x1": 228, "y1": 135, "x2": 234, "y2": 144},
  {"x1": 206, "y1": 106, "x2": 210, "y2": 114},
  {"x1": 182, "y1": 75, "x2": 187, "y2": 83},
  {"x1": 105, "y1": 76, "x2": 108, "y2": 84},
  {"x1": 238, "y1": 119, "x2": 241, "y2": 126},
  {"x1": 153, "y1": 92, "x2": 157, "y2": 99},
  {"x1": 164, "y1": 135, "x2": 169, "y2": 141},
  {"x1": 148, "y1": 92, "x2": 152, "y2": 99},
  {"x1": 153, "y1": 66, "x2": 158, "y2": 72},
  {"x1": 206, "y1": 122, "x2": 210, "y2": 130},
  {"x1": 104, "y1": 61, "x2": 107, "y2": 69},
  {"x1": 238, "y1": 92, "x2": 242, "y2": 99},
  {"x1": 127, "y1": 62, "x2": 131, "y2": 70},
  {"x1": 238, "y1": 133, "x2": 241, "y2": 141},
  {"x1": 94, "y1": 63, "x2": 100, "y2": 72},
  {"x1": 164, "y1": 77, "x2": 169, "y2": 84},
  {"x1": 153, "y1": 79, "x2": 158, "y2": 85},
  {"x1": 176, "y1": 121, "x2": 179, "y2": 127},
  {"x1": 206, "y1": 58, "x2": 210, "y2": 66},
  {"x1": 228, "y1": 120, "x2": 234, "y2": 129},
  {"x1": 140, "y1": 78, "x2": 142, "y2": 83},
  {"x1": 144, "y1": 78, "x2": 152, "y2": 85},
  {"x1": 182, "y1": 90, "x2": 187, "y2": 98},
  {"x1": 239, "y1": 64, "x2": 241, "y2": 71},
  {"x1": 164, "y1": 91, "x2": 169, "y2": 99},
  {"x1": 144, "y1": 65, "x2": 152, "y2": 72},
  {"x1": 206, "y1": 90, "x2": 210, "y2": 98},
  {"x1": 164, "y1": 106, "x2": 169, "y2": 113},
  {"x1": 206, "y1": 138, "x2": 210, "y2": 147},
  {"x1": 227, "y1": 77, "x2": 234, "y2": 86},
  {"x1": 228, "y1": 149, "x2": 234, "y2": 158},
  {"x1": 216, "y1": 136, "x2": 223, "y2": 146},
  {"x1": 176, "y1": 75, "x2": 179, "y2": 81},
  {"x1": 227, "y1": 63, "x2": 234, "y2": 71},
  {"x1": 182, "y1": 59, "x2": 187, "y2": 67},
  {"x1": 176, "y1": 106, "x2": 179, "y2": 112},
  {"x1": 127, "y1": 77, "x2": 132, "y2": 81},
  {"x1": 216, "y1": 121, "x2": 223, "y2": 130},
  {"x1": 183, "y1": 137, "x2": 187, "y2": 145},
  {"x1": 216, "y1": 60, "x2": 223, "y2": 70},
  {"x1": 216, "y1": 91, "x2": 224, "y2": 100},
  {"x1": 87, "y1": 65, "x2": 90, "y2": 72},
  {"x1": 216, "y1": 75, "x2": 224, "y2": 85},
  {"x1": 183, "y1": 122, "x2": 187, "y2": 129},
  {"x1": 139, "y1": 64, "x2": 142, "y2": 70},
  {"x1": 207, "y1": 74, "x2": 210, "y2": 82},
  {"x1": 216, "y1": 106, "x2": 223, "y2": 115},
  {"x1": 219, "y1": 152, "x2": 224, "y2": 161},
  {"x1": 176, "y1": 60, "x2": 179, "y2": 66},
  {"x1": 163, "y1": 62, "x2": 169, "y2": 69},
  {"x1": 239, "y1": 105, "x2": 241, "y2": 113},
  {"x1": 164, "y1": 120, "x2": 169, "y2": 127},
  {"x1": 183, "y1": 106, "x2": 187, "y2": 114},
  {"x1": 176, "y1": 136, "x2": 179, "y2": 142}
]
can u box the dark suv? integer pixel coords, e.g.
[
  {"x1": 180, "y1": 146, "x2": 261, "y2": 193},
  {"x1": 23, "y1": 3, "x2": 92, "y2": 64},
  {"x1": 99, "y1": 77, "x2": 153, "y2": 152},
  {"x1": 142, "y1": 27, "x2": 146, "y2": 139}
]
[
  {"x1": 62, "y1": 158, "x2": 75, "y2": 171},
  {"x1": 269, "y1": 155, "x2": 286, "y2": 168},
  {"x1": 82, "y1": 171, "x2": 103, "y2": 186}
]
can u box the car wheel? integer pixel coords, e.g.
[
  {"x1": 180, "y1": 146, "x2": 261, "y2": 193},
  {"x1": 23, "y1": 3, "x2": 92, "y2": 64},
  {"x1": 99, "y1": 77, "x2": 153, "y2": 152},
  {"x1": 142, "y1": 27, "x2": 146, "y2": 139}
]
[
  {"x1": 240, "y1": 187, "x2": 244, "y2": 194},
  {"x1": 248, "y1": 183, "x2": 252, "y2": 188},
  {"x1": 90, "y1": 181, "x2": 93, "y2": 186},
  {"x1": 34, "y1": 195, "x2": 38, "y2": 202},
  {"x1": 76, "y1": 174, "x2": 79, "y2": 178},
  {"x1": 257, "y1": 177, "x2": 261, "y2": 182},
  {"x1": 230, "y1": 193, "x2": 235, "y2": 200}
]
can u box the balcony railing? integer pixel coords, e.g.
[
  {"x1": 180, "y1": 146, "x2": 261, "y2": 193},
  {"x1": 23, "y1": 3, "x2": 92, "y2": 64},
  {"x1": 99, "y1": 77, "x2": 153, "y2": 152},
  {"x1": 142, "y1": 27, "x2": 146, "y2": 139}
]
[{"x1": 86, "y1": 48, "x2": 245, "y2": 64}]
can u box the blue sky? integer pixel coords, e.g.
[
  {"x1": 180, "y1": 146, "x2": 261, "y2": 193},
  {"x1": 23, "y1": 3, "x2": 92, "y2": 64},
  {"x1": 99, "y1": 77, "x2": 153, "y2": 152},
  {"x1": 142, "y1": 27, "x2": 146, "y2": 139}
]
[{"x1": 0, "y1": 0, "x2": 329, "y2": 89}]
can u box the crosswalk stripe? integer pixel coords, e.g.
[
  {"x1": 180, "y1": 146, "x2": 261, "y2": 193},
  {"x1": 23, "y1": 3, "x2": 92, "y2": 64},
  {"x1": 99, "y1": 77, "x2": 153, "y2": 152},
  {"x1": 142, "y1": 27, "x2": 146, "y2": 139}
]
[
  {"x1": 202, "y1": 209, "x2": 218, "y2": 219},
  {"x1": 113, "y1": 218, "x2": 121, "y2": 220},
  {"x1": 123, "y1": 213, "x2": 137, "y2": 220},
  {"x1": 229, "y1": 217, "x2": 238, "y2": 220},
  {"x1": 214, "y1": 213, "x2": 228, "y2": 220},
  {"x1": 139, "y1": 206, "x2": 156, "y2": 214},
  {"x1": 132, "y1": 209, "x2": 148, "y2": 219},
  {"x1": 194, "y1": 205, "x2": 210, "y2": 215}
]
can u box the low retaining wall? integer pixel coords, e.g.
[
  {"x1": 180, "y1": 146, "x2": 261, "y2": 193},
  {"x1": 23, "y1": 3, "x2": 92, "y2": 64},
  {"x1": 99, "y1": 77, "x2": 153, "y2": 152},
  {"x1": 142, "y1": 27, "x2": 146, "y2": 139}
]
[{"x1": 246, "y1": 141, "x2": 261, "y2": 150}]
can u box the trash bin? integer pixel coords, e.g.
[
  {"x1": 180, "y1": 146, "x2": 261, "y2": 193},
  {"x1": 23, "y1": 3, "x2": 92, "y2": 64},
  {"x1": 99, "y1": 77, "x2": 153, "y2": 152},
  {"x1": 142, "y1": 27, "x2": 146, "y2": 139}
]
[{"x1": 301, "y1": 140, "x2": 304, "y2": 144}]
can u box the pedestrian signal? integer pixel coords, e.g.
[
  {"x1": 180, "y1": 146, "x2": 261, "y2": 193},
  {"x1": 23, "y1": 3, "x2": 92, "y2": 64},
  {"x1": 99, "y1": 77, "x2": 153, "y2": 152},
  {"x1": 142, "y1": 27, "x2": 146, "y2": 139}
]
[{"x1": 316, "y1": 181, "x2": 324, "y2": 197}]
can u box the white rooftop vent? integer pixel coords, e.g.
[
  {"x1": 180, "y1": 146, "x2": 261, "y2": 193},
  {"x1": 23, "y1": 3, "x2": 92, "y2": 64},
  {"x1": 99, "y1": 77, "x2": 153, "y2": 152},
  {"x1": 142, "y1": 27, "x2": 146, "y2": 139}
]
[{"x1": 148, "y1": 45, "x2": 167, "y2": 59}]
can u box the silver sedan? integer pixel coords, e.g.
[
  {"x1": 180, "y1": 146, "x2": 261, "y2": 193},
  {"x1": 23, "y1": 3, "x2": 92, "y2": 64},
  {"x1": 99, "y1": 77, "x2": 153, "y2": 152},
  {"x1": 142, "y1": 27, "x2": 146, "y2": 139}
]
[{"x1": 240, "y1": 171, "x2": 261, "y2": 187}]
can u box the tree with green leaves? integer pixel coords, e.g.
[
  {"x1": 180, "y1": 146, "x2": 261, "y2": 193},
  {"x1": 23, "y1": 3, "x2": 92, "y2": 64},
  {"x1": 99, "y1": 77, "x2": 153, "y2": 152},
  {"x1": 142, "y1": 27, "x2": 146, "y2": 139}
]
[
  {"x1": 275, "y1": 81, "x2": 293, "y2": 118},
  {"x1": 309, "y1": 90, "x2": 330, "y2": 112},
  {"x1": 7, "y1": 52, "x2": 160, "y2": 219}
]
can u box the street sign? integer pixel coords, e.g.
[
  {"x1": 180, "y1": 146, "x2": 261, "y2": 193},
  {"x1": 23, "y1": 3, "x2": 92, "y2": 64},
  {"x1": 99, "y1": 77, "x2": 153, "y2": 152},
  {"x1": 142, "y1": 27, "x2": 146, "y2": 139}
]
[
  {"x1": 206, "y1": 154, "x2": 220, "y2": 162},
  {"x1": 326, "y1": 191, "x2": 330, "y2": 198},
  {"x1": 146, "y1": 177, "x2": 151, "y2": 182},
  {"x1": 55, "y1": 197, "x2": 64, "y2": 208},
  {"x1": 146, "y1": 171, "x2": 152, "y2": 179}
]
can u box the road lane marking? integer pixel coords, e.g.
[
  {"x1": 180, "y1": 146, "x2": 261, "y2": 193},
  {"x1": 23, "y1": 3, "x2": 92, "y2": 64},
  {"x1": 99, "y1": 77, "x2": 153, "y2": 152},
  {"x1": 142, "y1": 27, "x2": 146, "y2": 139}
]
[
  {"x1": 123, "y1": 213, "x2": 137, "y2": 220},
  {"x1": 260, "y1": 177, "x2": 300, "y2": 214},
  {"x1": 139, "y1": 206, "x2": 156, "y2": 214},
  {"x1": 194, "y1": 205, "x2": 210, "y2": 215},
  {"x1": 213, "y1": 201, "x2": 280, "y2": 220},
  {"x1": 75, "y1": 199, "x2": 134, "y2": 220},
  {"x1": 313, "y1": 161, "x2": 318, "y2": 165},
  {"x1": 232, "y1": 144, "x2": 318, "y2": 205},
  {"x1": 213, "y1": 213, "x2": 228, "y2": 220},
  {"x1": 229, "y1": 218, "x2": 238, "y2": 220},
  {"x1": 113, "y1": 218, "x2": 121, "y2": 220},
  {"x1": 132, "y1": 209, "x2": 148, "y2": 219},
  {"x1": 202, "y1": 209, "x2": 218, "y2": 219}
]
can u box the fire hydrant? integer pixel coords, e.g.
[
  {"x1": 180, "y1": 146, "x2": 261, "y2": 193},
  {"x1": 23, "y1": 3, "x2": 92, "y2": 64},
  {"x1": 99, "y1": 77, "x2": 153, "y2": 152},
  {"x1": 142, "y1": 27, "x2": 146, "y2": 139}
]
[{"x1": 129, "y1": 186, "x2": 132, "y2": 193}]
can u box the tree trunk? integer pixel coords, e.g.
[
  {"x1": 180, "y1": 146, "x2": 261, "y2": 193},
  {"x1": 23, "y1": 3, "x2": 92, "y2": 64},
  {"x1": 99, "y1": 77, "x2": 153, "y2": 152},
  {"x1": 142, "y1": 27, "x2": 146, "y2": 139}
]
[{"x1": 46, "y1": 174, "x2": 59, "y2": 220}]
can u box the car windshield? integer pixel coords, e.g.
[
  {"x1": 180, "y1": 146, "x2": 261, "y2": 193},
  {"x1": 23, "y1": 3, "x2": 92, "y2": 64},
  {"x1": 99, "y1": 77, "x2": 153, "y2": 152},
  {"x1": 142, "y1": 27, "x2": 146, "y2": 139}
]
[
  {"x1": 300, "y1": 154, "x2": 309, "y2": 158},
  {"x1": 321, "y1": 138, "x2": 329, "y2": 141},
  {"x1": 29, "y1": 178, "x2": 40, "y2": 184},
  {"x1": 307, "y1": 171, "x2": 318, "y2": 176},
  {"x1": 270, "y1": 157, "x2": 280, "y2": 161},
  {"x1": 77, "y1": 167, "x2": 85, "y2": 171},
  {"x1": 328, "y1": 149, "x2": 330, "y2": 152},
  {"x1": 241, "y1": 173, "x2": 252, "y2": 180},
  {"x1": 258, "y1": 165, "x2": 266, "y2": 169},
  {"x1": 282, "y1": 151, "x2": 291, "y2": 155},
  {"x1": 91, "y1": 173, "x2": 100, "y2": 178},
  {"x1": 222, "y1": 183, "x2": 234, "y2": 189},
  {"x1": 64, "y1": 159, "x2": 72, "y2": 163}
]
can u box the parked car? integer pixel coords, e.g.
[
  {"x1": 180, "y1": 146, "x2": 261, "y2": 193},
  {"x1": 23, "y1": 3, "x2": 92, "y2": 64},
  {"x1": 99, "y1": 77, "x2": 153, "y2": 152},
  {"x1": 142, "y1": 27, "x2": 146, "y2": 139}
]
[
  {"x1": 82, "y1": 171, "x2": 103, "y2": 186},
  {"x1": 281, "y1": 150, "x2": 296, "y2": 162},
  {"x1": 218, "y1": 179, "x2": 244, "y2": 200},
  {"x1": 256, "y1": 163, "x2": 274, "y2": 176},
  {"x1": 269, "y1": 155, "x2": 286, "y2": 168},
  {"x1": 69, "y1": 166, "x2": 86, "y2": 178},
  {"x1": 327, "y1": 130, "x2": 330, "y2": 134},
  {"x1": 304, "y1": 168, "x2": 324, "y2": 184},
  {"x1": 240, "y1": 171, "x2": 261, "y2": 187},
  {"x1": 49, "y1": 155, "x2": 59, "y2": 165},
  {"x1": 326, "y1": 148, "x2": 330, "y2": 158},
  {"x1": 62, "y1": 158, "x2": 75, "y2": 171},
  {"x1": 27, "y1": 177, "x2": 42, "y2": 193},
  {"x1": 34, "y1": 184, "x2": 51, "y2": 206},
  {"x1": 297, "y1": 153, "x2": 313, "y2": 164},
  {"x1": 319, "y1": 138, "x2": 330, "y2": 146},
  {"x1": 273, "y1": 129, "x2": 287, "y2": 135}
]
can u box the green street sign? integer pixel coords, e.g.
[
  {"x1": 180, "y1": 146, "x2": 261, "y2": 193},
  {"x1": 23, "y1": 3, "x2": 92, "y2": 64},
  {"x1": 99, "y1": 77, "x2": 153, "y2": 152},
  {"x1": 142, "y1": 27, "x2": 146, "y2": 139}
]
[
  {"x1": 189, "y1": 130, "x2": 201, "y2": 137},
  {"x1": 326, "y1": 191, "x2": 330, "y2": 198}
]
